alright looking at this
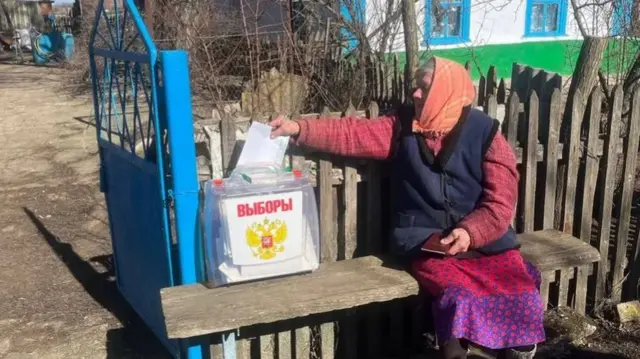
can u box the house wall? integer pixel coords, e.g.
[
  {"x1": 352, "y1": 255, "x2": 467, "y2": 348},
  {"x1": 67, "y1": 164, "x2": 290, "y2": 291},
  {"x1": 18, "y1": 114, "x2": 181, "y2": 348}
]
[
  {"x1": 364, "y1": 0, "x2": 620, "y2": 79},
  {"x1": 213, "y1": 0, "x2": 289, "y2": 35}
]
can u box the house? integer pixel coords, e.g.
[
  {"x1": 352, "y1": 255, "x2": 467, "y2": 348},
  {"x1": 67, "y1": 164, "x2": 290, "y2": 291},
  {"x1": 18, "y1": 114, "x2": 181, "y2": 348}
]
[{"x1": 362, "y1": 0, "x2": 638, "y2": 79}]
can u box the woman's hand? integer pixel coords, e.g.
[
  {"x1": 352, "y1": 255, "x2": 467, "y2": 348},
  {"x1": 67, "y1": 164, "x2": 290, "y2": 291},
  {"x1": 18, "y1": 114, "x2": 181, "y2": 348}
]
[
  {"x1": 440, "y1": 228, "x2": 471, "y2": 256},
  {"x1": 269, "y1": 114, "x2": 300, "y2": 139}
]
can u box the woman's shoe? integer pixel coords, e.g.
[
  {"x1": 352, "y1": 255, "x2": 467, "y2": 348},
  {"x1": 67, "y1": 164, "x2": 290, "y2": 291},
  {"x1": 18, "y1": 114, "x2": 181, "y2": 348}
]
[{"x1": 503, "y1": 345, "x2": 536, "y2": 359}]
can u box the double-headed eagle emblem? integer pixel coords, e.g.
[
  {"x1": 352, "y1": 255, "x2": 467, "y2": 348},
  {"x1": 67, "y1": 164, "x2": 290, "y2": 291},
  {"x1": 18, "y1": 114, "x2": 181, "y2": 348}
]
[{"x1": 245, "y1": 218, "x2": 288, "y2": 260}]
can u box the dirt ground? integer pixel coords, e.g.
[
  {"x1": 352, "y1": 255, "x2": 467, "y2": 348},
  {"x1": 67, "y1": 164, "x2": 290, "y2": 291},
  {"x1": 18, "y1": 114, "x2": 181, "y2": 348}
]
[
  {"x1": 1, "y1": 62, "x2": 640, "y2": 359},
  {"x1": 0, "y1": 63, "x2": 171, "y2": 358}
]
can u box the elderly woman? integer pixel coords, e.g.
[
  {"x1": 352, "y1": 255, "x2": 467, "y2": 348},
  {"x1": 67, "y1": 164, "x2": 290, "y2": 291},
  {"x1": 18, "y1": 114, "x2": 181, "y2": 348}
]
[{"x1": 269, "y1": 57, "x2": 545, "y2": 359}]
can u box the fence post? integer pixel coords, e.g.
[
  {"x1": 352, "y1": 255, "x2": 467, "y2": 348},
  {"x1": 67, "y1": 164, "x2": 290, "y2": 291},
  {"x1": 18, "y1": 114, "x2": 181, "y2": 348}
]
[
  {"x1": 594, "y1": 85, "x2": 624, "y2": 302},
  {"x1": 219, "y1": 114, "x2": 236, "y2": 177},
  {"x1": 522, "y1": 91, "x2": 539, "y2": 233},
  {"x1": 612, "y1": 89, "x2": 640, "y2": 302},
  {"x1": 561, "y1": 89, "x2": 586, "y2": 312},
  {"x1": 484, "y1": 94, "x2": 498, "y2": 118},
  {"x1": 365, "y1": 101, "x2": 382, "y2": 359},
  {"x1": 625, "y1": 90, "x2": 640, "y2": 299}
]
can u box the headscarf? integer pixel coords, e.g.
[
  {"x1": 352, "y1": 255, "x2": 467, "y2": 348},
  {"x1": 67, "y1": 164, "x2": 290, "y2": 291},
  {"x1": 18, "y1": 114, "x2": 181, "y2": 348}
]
[{"x1": 412, "y1": 57, "x2": 476, "y2": 136}]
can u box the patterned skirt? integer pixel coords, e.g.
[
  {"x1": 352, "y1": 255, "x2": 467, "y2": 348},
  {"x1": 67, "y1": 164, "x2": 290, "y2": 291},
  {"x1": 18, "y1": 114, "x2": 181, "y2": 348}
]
[{"x1": 411, "y1": 249, "x2": 546, "y2": 350}]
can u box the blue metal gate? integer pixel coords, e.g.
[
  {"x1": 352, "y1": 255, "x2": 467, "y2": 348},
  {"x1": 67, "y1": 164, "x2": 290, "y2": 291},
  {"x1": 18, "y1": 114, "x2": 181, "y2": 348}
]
[{"x1": 89, "y1": 1, "x2": 205, "y2": 358}]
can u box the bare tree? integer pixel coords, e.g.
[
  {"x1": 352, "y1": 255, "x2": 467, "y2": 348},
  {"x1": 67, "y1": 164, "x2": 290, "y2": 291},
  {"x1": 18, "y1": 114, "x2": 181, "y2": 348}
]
[
  {"x1": 1, "y1": 0, "x2": 14, "y2": 31},
  {"x1": 401, "y1": 0, "x2": 419, "y2": 95}
]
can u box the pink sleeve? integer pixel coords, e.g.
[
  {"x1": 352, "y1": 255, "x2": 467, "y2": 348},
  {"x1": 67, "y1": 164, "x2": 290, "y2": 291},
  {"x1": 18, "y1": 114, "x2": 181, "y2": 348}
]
[
  {"x1": 294, "y1": 115, "x2": 399, "y2": 160},
  {"x1": 457, "y1": 132, "x2": 519, "y2": 248}
]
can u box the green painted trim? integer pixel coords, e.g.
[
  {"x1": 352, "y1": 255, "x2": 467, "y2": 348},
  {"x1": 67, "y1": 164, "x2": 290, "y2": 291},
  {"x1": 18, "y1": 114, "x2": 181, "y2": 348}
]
[{"x1": 391, "y1": 39, "x2": 639, "y2": 81}]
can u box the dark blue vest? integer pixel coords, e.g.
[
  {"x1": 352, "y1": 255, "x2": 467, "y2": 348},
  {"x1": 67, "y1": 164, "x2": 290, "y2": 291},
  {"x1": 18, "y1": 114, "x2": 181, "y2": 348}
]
[{"x1": 390, "y1": 106, "x2": 519, "y2": 257}]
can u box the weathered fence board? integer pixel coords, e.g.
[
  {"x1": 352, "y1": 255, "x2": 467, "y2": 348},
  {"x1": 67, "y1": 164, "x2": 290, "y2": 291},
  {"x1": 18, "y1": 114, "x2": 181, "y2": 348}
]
[{"x1": 595, "y1": 86, "x2": 624, "y2": 302}]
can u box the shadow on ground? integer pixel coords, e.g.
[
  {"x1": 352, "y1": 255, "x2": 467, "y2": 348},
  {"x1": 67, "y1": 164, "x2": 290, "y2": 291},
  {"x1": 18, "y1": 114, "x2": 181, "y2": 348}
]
[{"x1": 24, "y1": 207, "x2": 171, "y2": 359}]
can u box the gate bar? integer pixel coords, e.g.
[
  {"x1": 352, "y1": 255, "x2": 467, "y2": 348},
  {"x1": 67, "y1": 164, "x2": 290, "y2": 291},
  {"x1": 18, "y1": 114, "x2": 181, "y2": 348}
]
[{"x1": 160, "y1": 50, "x2": 207, "y2": 359}]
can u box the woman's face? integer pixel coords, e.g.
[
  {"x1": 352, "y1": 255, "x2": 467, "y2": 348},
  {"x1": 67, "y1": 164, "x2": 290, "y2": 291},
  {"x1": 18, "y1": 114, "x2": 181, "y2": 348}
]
[{"x1": 412, "y1": 66, "x2": 435, "y2": 117}]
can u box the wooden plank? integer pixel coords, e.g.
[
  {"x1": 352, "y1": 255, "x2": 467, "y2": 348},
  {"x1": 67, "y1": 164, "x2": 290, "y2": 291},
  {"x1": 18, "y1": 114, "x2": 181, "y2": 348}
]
[
  {"x1": 294, "y1": 327, "x2": 311, "y2": 359},
  {"x1": 219, "y1": 114, "x2": 236, "y2": 176},
  {"x1": 543, "y1": 88, "x2": 561, "y2": 229},
  {"x1": 544, "y1": 89, "x2": 571, "y2": 306},
  {"x1": 575, "y1": 88, "x2": 602, "y2": 314},
  {"x1": 518, "y1": 230, "x2": 601, "y2": 272},
  {"x1": 261, "y1": 335, "x2": 275, "y2": 359},
  {"x1": 365, "y1": 101, "x2": 382, "y2": 359},
  {"x1": 278, "y1": 331, "x2": 292, "y2": 359},
  {"x1": 504, "y1": 92, "x2": 520, "y2": 227},
  {"x1": 541, "y1": 265, "x2": 597, "y2": 284},
  {"x1": 562, "y1": 89, "x2": 584, "y2": 234},
  {"x1": 557, "y1": 268, "x2": 571, "y2": 307},
  {"x1": 210, "y1": 343, "x2": 223, "y2": 359},
  {"x1": 574, "y1": 265, "x2": 589, "y2": 314},
  {"x1": 484, "y1": 94, "x2": 498, "y2": 118},
  {"x1": 522, "y1": 92, "x2": 539, "y2": 232},
  {"x1": 343, "y1": 104, "x2": 359, "y2": 260},
  {"x1": 487, "y1": 65, "x2": 497, "y2": 96},
  {"x1": 317, "y1": 105, "x2": 336, "y2": 358},
  {"x1": 320, "y1": 323, "x2": 334, "y2": 359},
  {"x1": 237, "y1": 338, "x2": 251, "y2": 359},
  {"x1": 564, "y1": 89, "x2": 587, "y2": 314},
  {"x1": 540, "y1": 275, "x2": 551, "y2": 310},
  {"x1": 340, "y1": 104, "x2": 358, "y2": 359},
  {"x1": 319, "y1": 108, "x2": 337, "y2": 263},
  {"x1": 611, "y1": 89, "x2": 640, "y2": 302},
  {"x1": 580, "y1": 88, "x2": 602, "y2": 246},
  {"x1": 625, "y1": 92, "x2": 640, "y2": 299},
  {"x1": 594, "y1": 86, "x2": 623, "y2": 302},
  {"x1": 478, "y1": 75, "x2": 486, "y2": 106},
  {"x1": 503, "y1": 92, "x2": 520, "y2": 150},
  {"x1": 161, "y1": 256, "x2": 419, "y2": 339}
]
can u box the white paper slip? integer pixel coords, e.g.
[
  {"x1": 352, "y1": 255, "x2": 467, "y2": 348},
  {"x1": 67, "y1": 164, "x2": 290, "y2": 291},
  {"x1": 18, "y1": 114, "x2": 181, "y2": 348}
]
[{"x1": 236, "y1": 122, "x2": 290, "y2": 167}]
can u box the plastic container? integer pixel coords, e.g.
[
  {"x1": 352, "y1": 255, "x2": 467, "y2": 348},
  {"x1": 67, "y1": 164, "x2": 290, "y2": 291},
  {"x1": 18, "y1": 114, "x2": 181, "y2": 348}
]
[
  {"x1": 203, "y1": 164, "x2": 320, "y2": 286},
  {"x1": 31, "y1": 31, "x2": 74, "y2": 65}
]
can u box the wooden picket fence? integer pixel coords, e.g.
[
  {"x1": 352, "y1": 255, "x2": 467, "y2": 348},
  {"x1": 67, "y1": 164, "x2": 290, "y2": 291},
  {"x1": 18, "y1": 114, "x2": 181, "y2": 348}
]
[{"x1": 209, "y1": 84, "x2": 640, "y2": 358}]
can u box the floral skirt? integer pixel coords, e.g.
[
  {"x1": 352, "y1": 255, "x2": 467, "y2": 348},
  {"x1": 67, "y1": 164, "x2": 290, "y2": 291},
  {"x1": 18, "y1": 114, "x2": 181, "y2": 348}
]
[{"x1": 411, "y1": 249, "x2": 546, "y2": 349}]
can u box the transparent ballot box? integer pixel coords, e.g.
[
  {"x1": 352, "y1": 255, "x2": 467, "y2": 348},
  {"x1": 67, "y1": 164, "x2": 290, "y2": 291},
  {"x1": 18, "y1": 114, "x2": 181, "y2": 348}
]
[{"x1": 203, "y1": 165, "x2": 321, "y2": 286}]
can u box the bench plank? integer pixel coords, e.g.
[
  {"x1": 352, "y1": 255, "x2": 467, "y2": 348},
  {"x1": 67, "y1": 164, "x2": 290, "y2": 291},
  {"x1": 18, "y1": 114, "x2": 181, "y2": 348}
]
[
  {"x1": 518, "y1": 229, "x2": 600, "y2": 271},
  {"x1": 161, "y1": 256, "x2": 419, "y2": 339},
  {"x1": 161, "y1": 230, "x2": 600, "y2": 339}
]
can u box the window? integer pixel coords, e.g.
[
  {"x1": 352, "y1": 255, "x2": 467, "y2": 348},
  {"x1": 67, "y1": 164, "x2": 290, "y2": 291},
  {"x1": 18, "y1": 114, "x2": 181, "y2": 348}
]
[
  {"x1": 525, "y1": 0, "x2": 568, "y2": 37},
  {"x1": 425, "y1": 0, "x2": 471, "y2": 45},
  {"x1": 611, "y1": 0, "x2": 635, "y2": 36}
]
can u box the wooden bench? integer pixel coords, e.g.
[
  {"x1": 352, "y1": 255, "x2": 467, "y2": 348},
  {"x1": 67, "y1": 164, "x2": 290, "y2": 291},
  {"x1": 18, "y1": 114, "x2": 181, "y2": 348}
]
[{"x1": 160, "y1": 229, "x2": 600, "y2": 345}]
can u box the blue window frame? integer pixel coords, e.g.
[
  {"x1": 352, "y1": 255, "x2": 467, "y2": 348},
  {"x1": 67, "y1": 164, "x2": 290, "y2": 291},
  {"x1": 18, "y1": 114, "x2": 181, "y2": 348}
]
[
  {"x1": 425, "y1": 0, "x2": 471, "y2": 46},
  {"x1": 612, "y1": 0, "x2": 634, "y2": 36},
  {"x1": 525, "y1": 0, "x2": 568, "y2": 37}
]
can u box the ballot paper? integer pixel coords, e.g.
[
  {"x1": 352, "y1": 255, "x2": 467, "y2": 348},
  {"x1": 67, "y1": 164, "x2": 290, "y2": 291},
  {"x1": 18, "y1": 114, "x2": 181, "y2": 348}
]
[{"x1": 236, "y1": 122, "x2": 290, "y2": 167}]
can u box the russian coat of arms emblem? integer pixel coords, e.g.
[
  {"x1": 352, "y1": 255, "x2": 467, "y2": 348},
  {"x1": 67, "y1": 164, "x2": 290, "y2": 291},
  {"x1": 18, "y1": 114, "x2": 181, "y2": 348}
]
[{"x1": 245, "y1": 217, "x2": 288, "y2": 260}]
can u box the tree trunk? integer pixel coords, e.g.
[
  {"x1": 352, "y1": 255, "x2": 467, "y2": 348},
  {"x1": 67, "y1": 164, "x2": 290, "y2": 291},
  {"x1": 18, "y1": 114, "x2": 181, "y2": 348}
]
[
  {"x1": 401, "y1": 0, "x2": 419, "y2": 99},
  {"x1": 632, "y1": 0, "x2": 640, "y2": 36},
  {"x1": 557, "y1": 36, "x2": 608, "y2": 229},
  {"x1": 376, "y1": 0, "x2": 397, "y2": 59},
  {"x1": 0, "y1": 1, "x2": 13, "y2": 31},
  {"x1": 623, "y1": 52, "x2": 640, "y2": 114},
  {"x1": 565, "y1": 36, "x2": 608, "y2": 118}
]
